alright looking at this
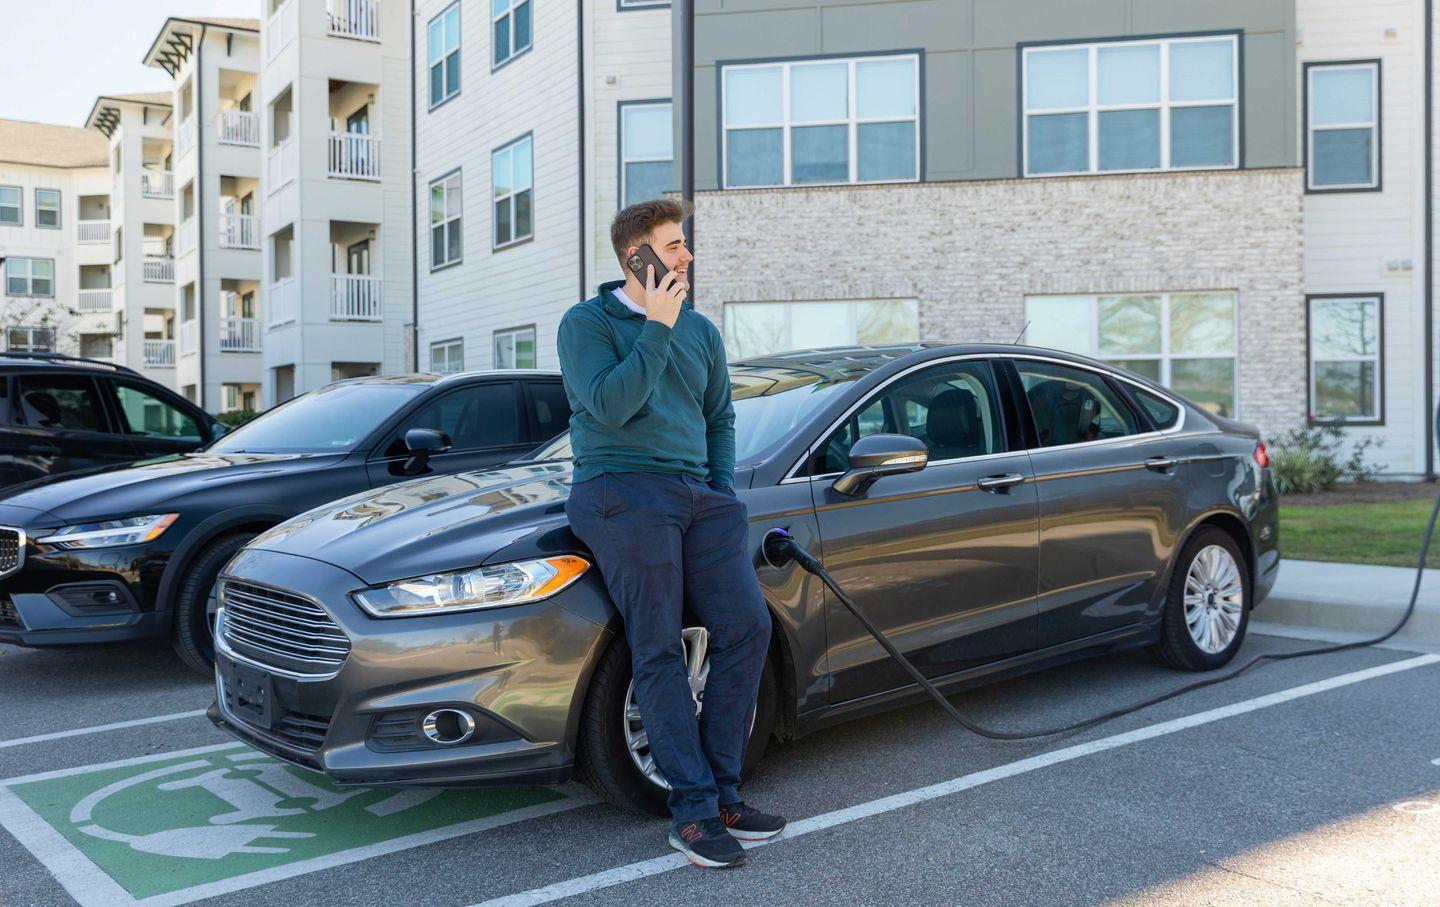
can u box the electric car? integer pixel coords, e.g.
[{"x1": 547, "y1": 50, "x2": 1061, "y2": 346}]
[{"x1": 208, "y1": 344, "x2": 1279, "y2": 815}]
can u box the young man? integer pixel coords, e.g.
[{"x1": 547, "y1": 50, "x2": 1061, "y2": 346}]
[{"x1": 557, "y1": 199, "x2": 785, "y2": 868}]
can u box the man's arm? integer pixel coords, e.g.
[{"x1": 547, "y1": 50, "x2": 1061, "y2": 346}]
[
  {"x1": 702, "y1": 326, "x2": 736, "y2": 490},
  {"x1": 557, "y1": 309, "x2": 673, "y2": 428}
]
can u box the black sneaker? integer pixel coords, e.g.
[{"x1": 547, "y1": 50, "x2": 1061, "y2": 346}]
[
  {"x1": 718, "y1": 801, "x2": 786, "y2": 841},
  {"x1": 669, "y1": 817, "x2": 746, "y2": 868}
]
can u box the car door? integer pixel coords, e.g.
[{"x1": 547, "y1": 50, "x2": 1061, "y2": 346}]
[
  {"x1": 0, "y1": 375, "x2": 24, "y2": 487},
  {"x1": 104, "y1": 377, "x2": 211, "y2": 459},
  {"x1": 10, "y1": 372, "x2": 137, "y2": 477},
  {"x1": 803, "y1": 357, "x2": 1041, "y2": 704},
  {"x1": 1004, "y1": 357, "x2": 1191, "y2": 648},
  {"x1": 521, "y1": 379, "x2": 572, "y2": 447},
  {"x1": 366, "y1": 380, "x2": 533, "y2": 484}
]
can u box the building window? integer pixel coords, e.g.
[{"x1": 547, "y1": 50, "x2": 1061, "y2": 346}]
[
  {"x1": 428, "y1": 2, "x2": 461, "y2": 108},
  {"x1": 1025, "y1": 292, "x2": 1237, "y2": 417},
  {"x1": 494, "y1": 325, "x2": 536, "y2": 368},
  {"x1": 429, "y1": 170, "x2": 463, "y2": 269},
  {"x1": 1023, "y1": 34, "x2": 1238, "y2": 176},
  {"x1": 492, "y1": 0, "x2": 531, "y2": 69},
  {"x1": 620, "y1": 101, "x2": 674, "y2": 207},
  {"x1": 5, "y1": 258, "x2": 55, "y2": 297},
  {"x1": 81, "y1": 333, "x2": 113, "y2": 359},
  {"x1": 722, "y1": 53, "x2": 920, "y2": 189},
  {"x1": 619, "y1": 0, "x2": 668, "y2": 8},
  {"x1": 35, "y1": 189, "x2": 61, "y2": 229},
  {"x1": 7, "y1": 326, "x2": 56, "y2": 352},
  {"x1": 1308, "y1": 295, "x2": 1382, "y2": 422},
  {"x1": 723, "y1": 299, "x2": 919, "y2": 359},
  {"x1": 1306, "y1": 61, "x2": 1380, "y2": 191},
  {"x1": 492, "y1": 135, "x2": 533, "y2": 248},
  {"x1": 430, "y1": 338, "x2": 464, "y2": 374},
  {"x1": 0, "y1": 186, "x2": 20, "y2": 225}
]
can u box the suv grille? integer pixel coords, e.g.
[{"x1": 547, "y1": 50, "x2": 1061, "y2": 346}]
[
  {"x1": 219, "y1": 580, "x2": 351, "y2": 676},
  {"x1": 0, "y1": 528, "x2": 22, "y2": 579}
]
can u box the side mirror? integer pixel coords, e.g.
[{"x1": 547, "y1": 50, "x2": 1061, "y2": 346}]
[
  {"x1": 402, "y1": 428, "x2": 452, "y2": 474},
  {"x1": 210, "y1": 421, "x2": 232, "y2": 439},
  {"x1": 832, "y1": 433, "x2": 928, "y2": 497}
]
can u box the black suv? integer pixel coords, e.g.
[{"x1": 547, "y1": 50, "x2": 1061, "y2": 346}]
[
  {"x1": 0, "y1": 353, "x2": 222, "y2": 489},
  {"x1": 0, "y1": 369, "x2": 569, "y2": 673}
]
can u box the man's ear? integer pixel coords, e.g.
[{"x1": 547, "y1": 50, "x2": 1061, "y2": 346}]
[{"x1": 626, "y1": 245, "x2": 638, "y2": 256}]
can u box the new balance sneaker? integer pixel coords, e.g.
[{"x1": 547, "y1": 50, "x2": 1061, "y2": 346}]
[
  {"x1": 718, "y1": 801, "x2": 787, "y2": 841},
  {"x1": 670, "y1": 817, "x2": 746, "y2": 868}
]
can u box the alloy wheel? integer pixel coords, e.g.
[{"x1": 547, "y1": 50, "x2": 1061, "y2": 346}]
[{"x1": 1183, "y1": 544, "x2": 1245, "y2": 654}]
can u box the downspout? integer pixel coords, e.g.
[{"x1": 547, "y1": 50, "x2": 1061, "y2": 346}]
[
  {"x1": 1426, "y1": 0, "x2": 1436, "y2": 480},
  {"x1": 679, "y1": 0, "x2": 695, "y2": 291},
  {"x1": 578, "y1": 0, "x2": 587, "y2": 302},
  {"x1": 194, "y1": 24, "x2": 208, "y2": 410},
  {"x1": 410, "y1": 0, "x2": 420, "y2": 371}
]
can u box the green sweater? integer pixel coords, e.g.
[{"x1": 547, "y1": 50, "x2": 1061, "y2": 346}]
[{"x1": 557, "y1": 280, "x2": 735, "y2": 489}]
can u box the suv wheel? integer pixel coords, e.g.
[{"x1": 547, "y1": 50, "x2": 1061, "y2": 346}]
[
  {"x1": 171, "y1": 533, "x2": 255, "y2": 676},
  {"x1": 1149, "y1": 527, "x2": 1250, "y2": 671}
]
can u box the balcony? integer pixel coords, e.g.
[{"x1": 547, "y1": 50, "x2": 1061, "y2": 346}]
[
  {"x1": 144, "y1": 339, "x2": 176, "y2": 368},
  {"x1": 328, "y1": 133, "x2": 380, "y2": 181},
  {"x1": 328, "y1": 0, "x2": 380, "y2": 41},
  {"x1": 220, "y1": 316, "x2": 260, "y2": 352},
  {"x1": 77, "y1": 289, "x2": 113, "y2": 312},
  {"x1": 267, "y1": 140, "x2": 297, "y2": 193},
  {"x1": 268, "y1": 277, "x2": 298, "y2": 326},
  {"x1": 180, "y1": 319, "x2": 198, "y2": 356},
  {"x1": 331, "y1": 274, "x2": 382, "y2": 321},
  {"x1": 219, "y1": 212, "x2": 260, "y2": 250},
  {"x1": 180, "y1": 219, "x2": 197, "y2": 254},
  {"x1": 267, "y1": 0, "x2": 297, "y2": 61},
  {"x1": 141, "y1": 170, "x2": 174, "y2": 199},
  {"x1": 219, "y1": 109, "x2": 260, "y2": 147},
  {"x1": 78, "y1": 220, "x2": 111, "y2": 244},
  {"x1": 143, "y1": 255, "x2": 175, "y2": 283},
  {"x1": 177, "y1": 115, "x2": 196, "y2": 159}
]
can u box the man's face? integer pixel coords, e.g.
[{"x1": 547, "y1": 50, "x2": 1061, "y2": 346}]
[{"x1": 629, "y1": 220, "x2": 693, "y2": 282}]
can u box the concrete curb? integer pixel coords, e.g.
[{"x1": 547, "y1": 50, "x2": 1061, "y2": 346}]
[{"x1": 1255, "y1": 559, "x2": 1440, "y2": 648}]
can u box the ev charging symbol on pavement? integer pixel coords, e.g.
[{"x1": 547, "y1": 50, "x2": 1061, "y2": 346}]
[{"x1": 1391, "y1": 757, "x2": 1440, "y2": 816}]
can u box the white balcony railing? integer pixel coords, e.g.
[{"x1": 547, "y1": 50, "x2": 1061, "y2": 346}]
[
  {"x1": 268, "y1": 277, "x2": 298, "y2": 326},
  {"x1": 142, "y1": 255, "x2": 175, "y2": 283},
  {"x1": 220, "y1": 316, "x2": 260, "y2": 352},
  {"x1": 144, "y1": 339, "x2": 176, "y2": 368},
  {"x1": 328, "y1": 0, "x2": 380, "y2": 40},
  {"x1": 180, "y1": 219, "x2": 197, "y2": 253},
  {"x1": 78, "y1": 289, "x2": 112, "y2": 312},
  {"x1": 219, "y1": 109, "x2": 260, "y2": 146},
  {"x1": 78, "y1": 220, "x2": 111, "y2": 244},
  {"x1": 141, "y1": 170, "x2": 174, "y2": 199},
  {"x1": 219, "y1": 212, "x2": 260, "y2": 249},
  {"x1": 177, "y1": 115, "x2": 196, "y2": 159},
  {"x1": 267, "y1": 0, "x2": 297, "y2": 60},
  {"x1": 180, "y1": 319, "x2": 198, "y2": 356},
  {"x1": 267, "y1": 139, "x2": 297, "y2": 193},
  {"x1": 331, "y1": 273, "x2": 382, "y2": 321},
  {"x1": 328, "y1": 132, "x2": 380, "y2": 181}
]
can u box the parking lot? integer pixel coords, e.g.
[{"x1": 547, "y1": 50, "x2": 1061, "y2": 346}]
[{"x1": 2, "y1": 629, "x2": 1438, "y2": 907}]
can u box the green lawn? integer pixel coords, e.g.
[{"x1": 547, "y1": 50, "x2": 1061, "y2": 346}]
[{"x1": 1279, "y1": 498, "x2": 1440, "y2": 567}]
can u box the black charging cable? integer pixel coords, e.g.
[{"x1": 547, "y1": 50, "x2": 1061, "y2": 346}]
[{"x1": 762, "y1": 488, "x2": 1440, "y2": 741}]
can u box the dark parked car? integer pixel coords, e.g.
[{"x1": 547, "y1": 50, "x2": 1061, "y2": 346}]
[
  {"x1": 208, "y1": 344, "x2": 1279, "y2": 815},
  {"x1": 0, "y1": 352, "x2": 222, "y2": 489},
  {"x1": 0, "y1": 369, "x2": 569, "y2": 673}
]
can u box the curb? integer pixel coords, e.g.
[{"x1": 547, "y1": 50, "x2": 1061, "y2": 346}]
[{"x1": 1255, "y1": 559, "x2": 1440, "y2": 648}]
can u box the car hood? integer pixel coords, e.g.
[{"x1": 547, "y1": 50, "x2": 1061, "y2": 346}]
[{"x1": 0, "y1": 452, "x2": 348, "y2": 521}]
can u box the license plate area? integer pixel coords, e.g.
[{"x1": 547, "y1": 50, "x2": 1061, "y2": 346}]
[{"x1": 221, "y1": 657, "x2": 274, "y2": 729}]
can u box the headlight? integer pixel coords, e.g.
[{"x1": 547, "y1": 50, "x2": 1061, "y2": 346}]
[
  {"x1": 352, "y1": 555, "x2": 591, "y2": 618},
  {"x1": 37, "y1": 513, "x2": 180, "y2": 550}
]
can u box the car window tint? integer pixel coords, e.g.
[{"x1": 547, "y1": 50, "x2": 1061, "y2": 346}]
[
  {"x1": 1016, "y1": 361, "x2": 1139, "y2": 447},
  {"x1": 112, "y1": 381, "x2": 202, "y2": 442},
  {"x1": 387, "y1": 383, "x2": 519, "y2": 455},
  {"x1": 0, "y1": 377, "x2": 9, "y2": 425},
  {"x1": 527, "y1": 382, "x2": 571, "y2": 443},
  {"x1": 15, "y1": 374, "x2": 107, "y2": 432},
  {"x1": 1133, "y1": 387, "x2": 1180, "y2": 429}
]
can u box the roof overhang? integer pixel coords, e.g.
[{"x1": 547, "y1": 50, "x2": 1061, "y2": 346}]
[
  {"x1": 143, "y1": 17, "x2": 257, "y2": 78},
  {"x1": 84, "y1": 95, "x2": 174, "y2": 138}
]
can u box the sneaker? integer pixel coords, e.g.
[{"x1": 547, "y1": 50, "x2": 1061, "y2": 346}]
[
  {"x1": 718, "y1": 801, "x2": 787, "y2": 841},
  {"x1": 669, "y1": 817, "x2": 746, "y2": 868}
]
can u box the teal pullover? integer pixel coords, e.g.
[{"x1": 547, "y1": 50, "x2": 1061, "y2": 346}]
[{"x1": 557, "y1": 280, "x2": 735, "y2": 489}]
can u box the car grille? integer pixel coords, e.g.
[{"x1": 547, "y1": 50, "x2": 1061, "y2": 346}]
[
  {"x1": 0, "y1": 596, "x2": 23, "y2": 629},
  {"x1": 219, "y1": 580, "x2": 351, "y2": 676},
  {"x1": 0, "y1": 527, "x2": 22, "y2": 579}
]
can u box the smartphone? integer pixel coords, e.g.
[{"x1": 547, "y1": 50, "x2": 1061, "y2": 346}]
[{"x1": 624, "y1": 243, "x2": 671, "y2": 287}]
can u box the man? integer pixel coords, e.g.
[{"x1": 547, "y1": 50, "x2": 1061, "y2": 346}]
[{"x1": 558, "y1": 199, "x2": 785, "y2": 868}]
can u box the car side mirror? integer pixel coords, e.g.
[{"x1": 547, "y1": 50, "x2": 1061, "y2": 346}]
[
  {"x1": 210, "y1": 421, "x2": 232, "y2": 439},
  {"x1": 832, "y1": 433, "x2": 928, "y2": 497},
  {"x1": 402, "y1": 428, "x2": 452, "y2": 474}
]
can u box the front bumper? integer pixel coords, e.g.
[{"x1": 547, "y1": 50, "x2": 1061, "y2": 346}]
[{"x1": 209, "y1": 547, "x2": 612, "y2": 787}]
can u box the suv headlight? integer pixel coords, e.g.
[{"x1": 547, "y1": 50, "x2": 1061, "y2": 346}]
[
  {"x1": 37, "y1": 514, "x2": 180, "y2": 550},
  {"x1": 352, "y1": 555, "x2": 591, "y2": 618}
]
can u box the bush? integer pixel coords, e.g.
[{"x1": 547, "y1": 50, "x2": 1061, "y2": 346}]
[
  {"x1": 1270, "y1": 423, "x2": 1385, "y2": 495},
  {"x1": 214, "y1": 409, "x2": 258, "y2": 427}
]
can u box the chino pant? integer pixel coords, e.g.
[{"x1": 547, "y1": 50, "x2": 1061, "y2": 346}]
[{"x1": 565, "y1": 470, "x2": 771, "y2": 822}]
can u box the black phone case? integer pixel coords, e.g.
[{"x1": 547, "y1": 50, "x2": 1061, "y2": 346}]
[{"x1": 624, "y1": 244, "x2": 670, "y2": 287}]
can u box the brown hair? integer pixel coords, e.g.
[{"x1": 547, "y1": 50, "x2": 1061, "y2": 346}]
[{"x1": 610, "y1": 198, "x2": 692, "y2": 265}]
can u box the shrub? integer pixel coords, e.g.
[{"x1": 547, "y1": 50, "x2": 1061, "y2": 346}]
[
  {"x1": 214, "y1": 409, "x2": 258, "y2": 427},
  {"x1": 1270, "y1": 422, "x2": 1386, "y2": 495}
]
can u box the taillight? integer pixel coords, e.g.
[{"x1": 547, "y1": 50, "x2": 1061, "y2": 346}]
[{"x1": 1253, "y1": 441, "x2": 1271, "y2": 468}]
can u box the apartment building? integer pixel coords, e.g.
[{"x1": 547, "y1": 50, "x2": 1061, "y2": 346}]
[
  {"x1": 0, "y1": 119, "x2": 113, "y2": 360},
  {"x1": 85, "y1": 92, "x2": 181, "y2": 386}
]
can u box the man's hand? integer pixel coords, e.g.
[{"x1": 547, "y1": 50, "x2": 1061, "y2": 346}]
[{"x1": 644, "y1": 265, "x2": 686, "y2": 329}]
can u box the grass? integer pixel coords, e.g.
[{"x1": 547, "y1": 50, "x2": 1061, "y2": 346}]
[{"x1": 1279, "y1": 498, "x2": 1440, "y2": 568}]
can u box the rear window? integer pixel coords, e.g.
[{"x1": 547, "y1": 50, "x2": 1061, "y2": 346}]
[{"x1": 1133, "y1": 388, "x2": 1181, "y2": 429}]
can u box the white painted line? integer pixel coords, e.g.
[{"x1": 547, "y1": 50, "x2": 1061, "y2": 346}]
[
  {"x1": 469, "y1": 653, "x2": 1440, "y2": 907},
  {"x1": 0, "y1": 709, "x2": 208, "y2": 750},
  {"x1": 0, "y1": 742, "x2": 244, "y2": 787}
]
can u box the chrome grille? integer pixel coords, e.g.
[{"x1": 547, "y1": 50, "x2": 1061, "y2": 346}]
[
  {"x1": 218, "y1": 580, "x2": 351, "y2": 676},
  {"x1": 0, "y1": 528, "x2": 23, "y2": 579}
]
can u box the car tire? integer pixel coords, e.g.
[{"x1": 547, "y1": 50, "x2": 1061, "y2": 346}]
[
  {"x1": 1149, "y1": 526, "x2": 1250, "y2": 672},
  {"x1": 575, "y1": 632, "x2": 777, "y2": 817},
  {"x1": 171, "y1": 533, "x2": 255, "y2": 676}
]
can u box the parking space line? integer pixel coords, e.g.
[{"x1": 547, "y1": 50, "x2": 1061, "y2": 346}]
[
  {"x1": 469, "y1": 653, "x2": 1440, "y2": 907},
  {"x1": 0, "y1": 742, "x2": 244, "y2": 787},
  {"x1": 0, "y1": 710, "x2": 208, "y2": 751}
]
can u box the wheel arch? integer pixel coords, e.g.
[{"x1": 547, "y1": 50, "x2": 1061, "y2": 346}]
[
  {"x1": 1173, "y1": 508, "x2": 1258, "y2": 607},
  {"x1": 155, "y1": 506, "x2": 292, "y2": 616}
]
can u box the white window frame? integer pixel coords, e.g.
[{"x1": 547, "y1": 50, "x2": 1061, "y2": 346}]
[
  {"x1": 0, "y1": 185, "x2": 20, "y2": 226},
  {"x1": 430, "y1": 338, "x2": 464, "y2": 374},
  {"x1": 1305, "y1": 60, "x2": 1380, "y2": 192},
  {"x1": 1307, "y1": 295, "x2": 1382, "y2": 423},
  {"x1": 429, "y1": 170, "x2": 463, "y2": 270},
  {"x1": 494, "y1": 325, "x2": 536, "y2": 368},
  {"x1": 35, "y1": 188, "x2": 61, "y2": 229},
  {"x1": 620, "y1": 99, "x2": 673, "y2": 208},
  {"x1": 492, "y1": 135, "x2": 534, "y2": 249},
  {"x1": 492, "y1": 0, "x2": 532, "y2": 70},
  {"x1": 428, "y1": 2, "x2": 461, "y2": 109},
  {"x1": 5, "y1": 258, "x2": 55, "y2": 297},
  {"x1": 722, "y1": 299, "x2": 920, "y2": 359},
  {"x1": 618, "y1": 0, "x2": 669, "y2": 8},
  {"x1": 1022, "y1": 34, "x2": 1240, "y2": 177},
  {"x1": 721, "y1": 53, "x2": 921, "y2": 189},
  {"x1": 6, "y1": 326, "x2": 56, "y2": 352}
]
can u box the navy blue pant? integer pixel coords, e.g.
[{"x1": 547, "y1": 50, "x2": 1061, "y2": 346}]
[{"x1": 566, "y1": 470, "x2": 771, "y2": 822}]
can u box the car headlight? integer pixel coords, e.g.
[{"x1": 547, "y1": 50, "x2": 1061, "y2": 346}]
[
  {"x1": 37, "y1": 513, "x2": 180, "y2": 550},
  {"x1": 352, "y1": 555, "x2": 591, "y2": 618}
]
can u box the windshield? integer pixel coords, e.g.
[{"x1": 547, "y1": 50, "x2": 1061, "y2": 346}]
[{"x1": 207, "y1": 382, "x2": 430, "y2": 454}]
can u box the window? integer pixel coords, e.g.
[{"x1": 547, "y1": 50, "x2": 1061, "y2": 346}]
[
  {"x1": 621, "y1": 101, "x2": 674, "y2": 207},
  {"x1": 494, "y1": 325, "x2": 536, "y2": 367},
  {"x1": 386, "y1": 383, "x2": 519, "y2": 455},
  {"x1": 724, "y1": 299, "x2": 919, "y2": 359},
  {"x1": 35, "y1": 189, "x2": 60, "y2": 229},
  {"x1": 80, "y1": 333, "x2": 113, "y2": 359},
  {"x1": 527, "y1": 381, "x2": 570, "y2": 442},
  {"x1": 1023, "y1": 35, "x2": 1238, "y2": 176},
  {"x1": 492, "y1": 135, "x2": 533, "y2": 247},
  {"x1": 6, "y1": 258, "x2": 55, "y2": 297},
  {"x1": 430, "y1": 170, "x2": 462, "y2": 268},
  {"x1": 0, "y1": 186, "x2": 20, "y2": 225},
  {"x1": 722, "y1": 54, "x2": 920, "y2": 188},
  {"x1": 619, "y1": 0, "x2": 668, "y2": 7},
  {"x1": 112, "y1": 381, "x2": 201, "y2": 442},
  {"x1": 430, "y1": 338, "x2": 464, "y2": 374},
  {"x1": 1308, "y1": 295, "x2": 1382, "y2": 422},
  {"x1": 7, "y1": 326, "x2": 56, "y2": 353},
  {"x1": 428, "y1": 2, "x2": 461, "y2": 107},
  {"x1": 492, "y1": 0, "x2": 531, "y2": 68},
  {"x1": 1306, "y1": 61, "x2": 1380, "y2": 191},
  {"x1": 15, "y1": 374, "x2": 104, "y2": 431},
  {"x1": 1015, "y1": 360, "x2": 1139, "y2": 447},
  {"x1": 1132, "y1": 388, "x2": 1181, "y2": 429},
  {"x1": 1026, "y1": 292, "x2": 1237, "y2": 417}
]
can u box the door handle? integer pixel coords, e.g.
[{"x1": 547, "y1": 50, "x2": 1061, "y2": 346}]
[
  {"x1": 1145, "y1": 456, "x2": 1179, "y2": 472},
  {"x1": 977, "y1": 473, "x2": 1026, "y2": 492}
]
